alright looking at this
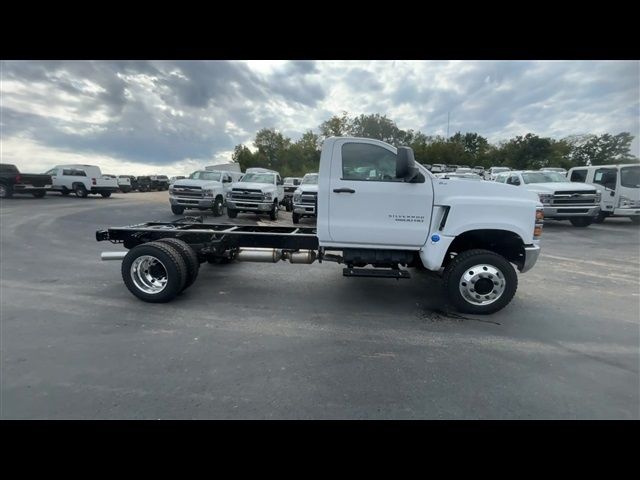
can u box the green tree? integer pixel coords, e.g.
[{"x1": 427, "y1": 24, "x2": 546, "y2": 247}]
[
  {"x1": 567, "y1": 132, "x2": 637, "y2": 166},
  {"x1": 348, "y1": 113, "x2": 407, "y2": 146},
  {"x1": 253, "y1": 128, "x2": 291, "y2": 171},
  {"x1": 319, "y1": 111, "x2": 351, "y2": 138}
]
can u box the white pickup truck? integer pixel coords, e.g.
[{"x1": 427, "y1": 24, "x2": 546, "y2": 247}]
[
  {"x1": 226, "y1": 168, "x2": 284, "y2": 220},
  {"x1": 46, "y1": 164, "x2": 119, "y2": 198},
  {"x1": 292, "y1": 173, "x2": 318, "y2": 224},
  {"x1": 97, "y1": 137, "x2": 543, "y2": 315},
  {"x1": 494, "y1": 170, "x2": 601, "y2": 227},
  {"x1": 169, "y1": 169, "x2": 243, "y2": 216}
]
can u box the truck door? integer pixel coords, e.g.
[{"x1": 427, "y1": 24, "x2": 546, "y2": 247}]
[
  {"x1": 327, "y1": 139, "x2": 433, "y2": 247},
  {"x1": 592, "y1": 167, "x2": 617, "y2": 212},
  {"x1": 619, "y1": 165, "x2": 640, "y2": 206}
]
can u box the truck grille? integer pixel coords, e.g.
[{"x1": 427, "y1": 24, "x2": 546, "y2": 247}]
[
  {"x1": 230, "y1": 188, "x2": 263, "y2": 201},
  {"x1": 300, "y1": 192, "x2": 317, "y2": 205},
  {"x1": 173, "y1": 185, "x2": 204, "y2": 198},
  {"x1": 284, "y1": 186, "x2": 297, "y2": 194},
  {"x1": 551, "y1": 190, "x2": 598, "y2": 206}
]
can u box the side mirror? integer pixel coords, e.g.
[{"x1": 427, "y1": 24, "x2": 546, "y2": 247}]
[
  {"x1": 396, "y1": 147, "x2": 419, "y2": 182},
  {"x1": 610, "y1": 190, "x2": 615, "y2": 196},
  {"x1": 223, "y1": 178, "x2": 231, "y2": 183}
]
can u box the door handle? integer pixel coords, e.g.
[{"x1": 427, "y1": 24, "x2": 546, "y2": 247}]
[{"x1": 333, "y1": 188, "x2": 356, "y2": 193}]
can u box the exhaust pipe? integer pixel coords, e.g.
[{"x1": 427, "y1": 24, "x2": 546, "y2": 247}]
[
  {"x1": 236, "y1": 248, "x2": 283, "y2": 263},
  {"x1": 235, "y1": 248, "x2": 317, "y2": 264},
  {"x1": 284, "y1": 250, "x2": 316, "y2": 264},
  {"x1": 101, "y1": 252, "x2": 127, "y2": 261}
]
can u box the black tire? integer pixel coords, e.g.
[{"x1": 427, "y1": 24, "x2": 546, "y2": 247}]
[
  {"x1": 227, "y1": 208, "x2": 238, "y2": 219},
  {"x1": 74, "y1": 184, "x2": 88, "y2": 198},
  {"x1": 631, "y1": 216, "x2": 640, "y2": 225},
  {"x1": 156, "y1": 238, "x2": 200, "y2": 291},
  {"x1": 269, "y1": 201, "x2": 279, "y2": 220},
  {"x1": 593, "y1": 212, "x2": 607, "y2": 224},
  {"x1": 121, "y1": 242, "x2": 187, "y2": 303},
  {"x1": 171, "y1": 205, "x2": 185, "y2": 215},
  {"x1": 0, "y1": 182, "x2": 13, "y2": 198},
  {"x1": 292, "y1": 212, "x2": 300, "y2": 224},
  {"x1": 212, "y1": 196, "x2": 224, "y2": 217},
  {"x1": 32, "y1": 190, "x2": 46, "y2": 198},
  {"x1": 285, "y1": 203, "x2": 292, "y2": 212},
  {"x1": 442, "y1": 249, "x2": 518, "y2": 315},
  {"x1": 570, "y1": 218, "x2": 592, "y2": 227},
  {"x1": 101, "y1": 192, "x2": 112, "y2": 198}
]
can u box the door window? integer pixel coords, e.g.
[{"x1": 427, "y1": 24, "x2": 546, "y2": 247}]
[
  {"x1": 341, "y1": 143, "x2": 397, "y2": 181},
  {"x1": 506, "y1": 174, "x2": 521, "y2": 185},
  {"x1": 63, "y1": 169, "x2": 86, "y2": 176},
  {"x1": 570, "y1": 169, "x2": 587, "y2": 182},
  {"x1": 593, "y1": 168, "x2": 617, "y2": 190},
  {"x1": 620, "y1": 166, "x2": 639, "y2": 188}
]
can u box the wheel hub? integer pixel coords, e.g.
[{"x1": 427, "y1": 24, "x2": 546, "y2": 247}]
[
  {"x1": 459, "y1": 263, "x2": 506, "y2": 306},
  {"x1": 130, "y1": 255, "x2": 168, "y2": 294}
]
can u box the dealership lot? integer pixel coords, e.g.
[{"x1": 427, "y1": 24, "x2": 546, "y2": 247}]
[{"x1": 1, "y1": 191, "x2": 638, "y2": 419}]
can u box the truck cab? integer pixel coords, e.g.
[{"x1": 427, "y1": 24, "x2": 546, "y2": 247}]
[
  {"x1": 170, "y1": 169, "x2": 242, "y2": 216},
  {"x1": 46, "y1": 164, "x2": 118, "y2": 198},
  {"x1": 494, "y1": 170, "x2": 601, "y2": 227},
  {"x1": 292, "y1": 173, "x2": 318, "y2": 224},
  {"x1": 226, "y1": 168, "x2": 284, "y2": 220},
  {"x1": 567, "y1": 164, "x2": 640, "y2": 223}
]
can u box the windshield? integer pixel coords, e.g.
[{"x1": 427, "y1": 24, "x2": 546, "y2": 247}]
[
  {"x1": 240, "y1": 173, "x2": 275, "y2": 184},
  {"x1": 301, "y1": 174, "x2": 318, "y2": 185},
  {"x1": 522, "y1": 172, "x2": 566, "y2": 184},
  {"x1": 621, "y1": 166, "x2": 640, "y2": 188},
  {"x1": 189, "y1": 171, "x2": 221, "y2": 181},
  {"x1": 492, "y1": 167, "x2": 509, "y2": 173}
]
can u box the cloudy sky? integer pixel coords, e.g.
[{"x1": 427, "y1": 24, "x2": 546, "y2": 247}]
[{"x1": 1, "y1": 60, "x2": 638, "y2": 175}]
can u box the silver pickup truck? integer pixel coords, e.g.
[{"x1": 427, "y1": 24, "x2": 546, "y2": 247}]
[{"x1": 292, "y1": 173, "x2": 318, "y2": 224}]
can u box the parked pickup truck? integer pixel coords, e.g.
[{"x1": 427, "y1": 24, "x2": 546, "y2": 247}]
[
  {"x1": 282, "y1": 177, "x2": 302, "y2": 211},
  {"x1": 0, "y1": 164, "x2": 52, "y2": 198},
  {"x1": 45, "y1": 164, "x2": 118, "y2": 198},
  {"x1": 97, "y1": 137, "x2": 543, "y2": 314},
  {"x1": 169, "y1": 169, "x2": 243, "y2": 216},
  {"x1": 494, "y1": 170, "x2": 600, "y2": 227},
  {"x1": 226, "y1": 168, "x2": 284, "y2": 220},
  {"x1": 292, "y1": 173, "x2": 318, "y2": 224}
]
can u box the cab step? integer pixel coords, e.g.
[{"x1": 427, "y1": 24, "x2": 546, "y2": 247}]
[{"x1": 342, "y1": 267, "x2": 411, "y2": 279}]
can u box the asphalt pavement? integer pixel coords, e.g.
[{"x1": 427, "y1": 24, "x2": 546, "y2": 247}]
[{"x1": 1, "y1": 191, "x2": 638, "y2": 419}]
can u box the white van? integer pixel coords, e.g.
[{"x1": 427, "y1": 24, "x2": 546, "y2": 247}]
[
  {"x1": 567, "y1": 164, "x2": 640, "y2": 223},
  {"x1": 45, "y1": 164, "x2": 119, "y2": 198}
]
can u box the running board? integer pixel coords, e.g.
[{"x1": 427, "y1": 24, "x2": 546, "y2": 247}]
[{"x1": 342, "y1": 267, "x2": 411, "y2": 279}]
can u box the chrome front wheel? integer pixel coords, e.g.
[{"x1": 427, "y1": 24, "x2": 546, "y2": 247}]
[{"x1": 458, "y1": 264, "x2": 506, "y2": 306}]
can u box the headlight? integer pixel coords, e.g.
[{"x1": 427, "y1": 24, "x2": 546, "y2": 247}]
[
  {"x1": 595, "y1": 191, "x2": 602, "y2": 203},
  {"x1": 169, "y1": 185, "x2": 174, "y2": 191},
  {"x1": 203, "y1": 189, "x2": 214, "y2": 197},
  {"x1": 538, "y1": 193, "x2": 553, "y2": 204},
  {"x1": 226, "y1": 191, "x2": 232, "y2": 198},
  {"x1": 263, "y1": 192, "x2": 273, "y2": 201},
  {"x1": 293, "y1": 193, "x2": 301, "y2": 203}
]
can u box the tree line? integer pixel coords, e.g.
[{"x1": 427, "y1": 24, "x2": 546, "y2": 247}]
[{"x1": 232, "y1": 111, "x2": 638, "y2": 177}]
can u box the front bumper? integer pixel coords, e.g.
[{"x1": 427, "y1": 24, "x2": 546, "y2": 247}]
[
  {"x1": 227, "y1": 200, "x2": 273, "y2": 212},
  {"x1": 519, "y1": 244, "x2": 541, "y2": 273},
  {"x1": 542, "y1": 205, "x2": 600, "y2": 218},
  {"x1": 293, "y1": 204, "x2": 316, "y2": 216},
  {"x1": 614, "y1": 207, "x2": 640, "y2": 217},
  {"x1": 170, "y1": 195, "x2": 214, "y2": 209}
]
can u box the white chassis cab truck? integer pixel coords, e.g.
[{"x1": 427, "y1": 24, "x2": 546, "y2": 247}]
[
  {"x1": 97, "y1": 137, "x2": 543, "y2": 315},
  {"x1": 292, "y1": 173, "x2": 318, "y2": 224},
  {"x1": 169, "y1": 169, "x2": 243, "y2": 216},
  {"x1": 567, "y1": 164, "x2": 640, "y2": 224},
  {"x1": 226, "y1": 168, "x2": 285, "y2": 220}
]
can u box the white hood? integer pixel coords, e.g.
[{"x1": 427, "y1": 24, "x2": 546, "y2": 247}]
[
  {"x1": 524, "y1": 182, "x2": 599, "y2": 193},
  {"x1": 231, "y1": 182, "x2": 276, "y2": 192},
  {"x1": 296, "y1": 184, "x2": 318, "y2": 194},
  {"x1": 173, "y1": 178, "x2": 223, "y2": 189}
]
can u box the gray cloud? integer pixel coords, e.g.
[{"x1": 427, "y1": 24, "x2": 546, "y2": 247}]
[{"x1": 1, "y1": 60, "x2": 638, "y2": 173}]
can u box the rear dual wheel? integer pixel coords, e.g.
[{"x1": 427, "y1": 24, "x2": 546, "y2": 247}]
[{"x1": 121, "y1": 239, "x2": 200, "y2": 302}]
